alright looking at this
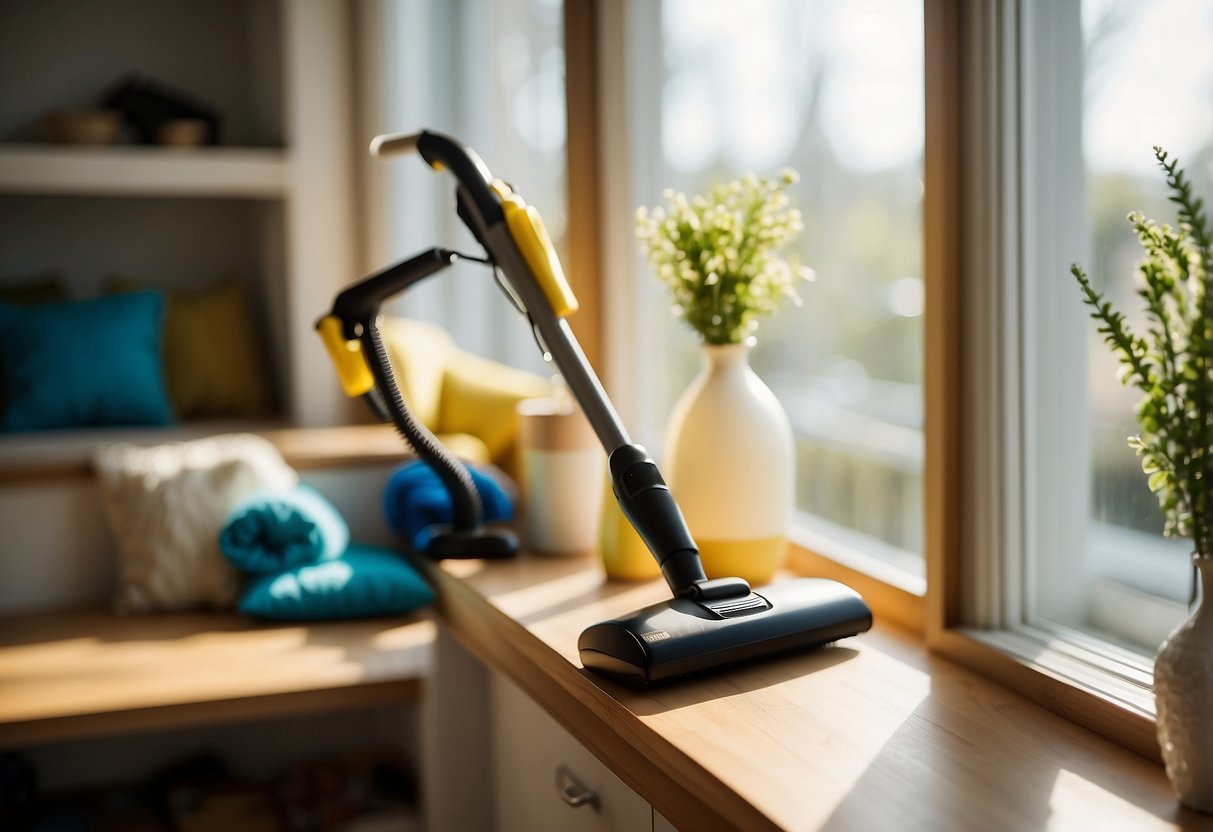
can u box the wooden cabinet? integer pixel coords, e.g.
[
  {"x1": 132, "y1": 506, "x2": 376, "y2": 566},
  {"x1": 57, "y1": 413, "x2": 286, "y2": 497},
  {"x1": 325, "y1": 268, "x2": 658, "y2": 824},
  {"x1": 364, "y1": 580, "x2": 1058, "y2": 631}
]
[
  {"x1": 492, "y1": 673, "x2": 654, "y2": 832},
  {"x1": 423, "y1": 628, "x2": 667, "y2": 832},
  {"x1": 0, "y1": 0, "x2": 355, "y2": 425}
]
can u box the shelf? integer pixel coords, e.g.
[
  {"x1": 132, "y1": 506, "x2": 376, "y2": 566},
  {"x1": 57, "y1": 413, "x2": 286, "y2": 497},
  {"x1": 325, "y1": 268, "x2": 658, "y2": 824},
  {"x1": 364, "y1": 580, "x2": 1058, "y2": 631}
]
[
  {"x1": 0, "y1": 144, "x2": 288, "y2": 198},
  {"x1": 0, "y1": 608, "x2": 434, "y2": 747},
  {"x1": 0, "y1": 424, "x2": 413, "y2": 485}
]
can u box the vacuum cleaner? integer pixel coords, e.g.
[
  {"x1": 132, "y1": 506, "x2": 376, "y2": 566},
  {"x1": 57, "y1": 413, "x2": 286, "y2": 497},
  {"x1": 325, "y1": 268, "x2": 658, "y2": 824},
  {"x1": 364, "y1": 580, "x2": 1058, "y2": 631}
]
[{"x1": 317, "y1": 129, "x2": 872, "y2": 688}]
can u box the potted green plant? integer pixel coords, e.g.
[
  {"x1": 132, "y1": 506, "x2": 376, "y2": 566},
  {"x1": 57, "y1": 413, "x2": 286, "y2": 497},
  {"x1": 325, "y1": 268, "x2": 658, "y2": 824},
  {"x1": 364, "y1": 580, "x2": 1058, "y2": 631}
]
[
  {"x1": 635, "y1": 171, "x2": 812, "y2": 585},
  {"x1": 1070, "y1": 146, "x2": 1213, "y2": 810}
]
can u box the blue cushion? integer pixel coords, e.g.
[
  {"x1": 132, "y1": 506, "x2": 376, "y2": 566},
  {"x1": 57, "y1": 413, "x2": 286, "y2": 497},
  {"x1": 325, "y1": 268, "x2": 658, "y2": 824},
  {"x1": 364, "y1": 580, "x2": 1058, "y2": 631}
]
[
  {"x1": 238, "y1": 543, "x2": 434, "y2": 621},
  {"x1": 383, "y1": 460, "x2": 515, "y2": 551},
  {"x1": 220, "y1": 485, "x2": 351, "y2": 574},
  {"x1": 0, "y1": 292, "x2": 173, "y2": 432}
]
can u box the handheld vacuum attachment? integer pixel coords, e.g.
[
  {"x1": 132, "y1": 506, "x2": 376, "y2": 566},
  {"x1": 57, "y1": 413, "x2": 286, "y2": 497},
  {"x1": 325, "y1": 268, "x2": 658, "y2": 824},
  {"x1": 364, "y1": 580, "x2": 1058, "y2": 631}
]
[
  {"x1": 317, "y1": 247, "x2": 516, "y2": 559},
  {"x1": 321, "y1": 129, "x2": 872, "y2": 687}
]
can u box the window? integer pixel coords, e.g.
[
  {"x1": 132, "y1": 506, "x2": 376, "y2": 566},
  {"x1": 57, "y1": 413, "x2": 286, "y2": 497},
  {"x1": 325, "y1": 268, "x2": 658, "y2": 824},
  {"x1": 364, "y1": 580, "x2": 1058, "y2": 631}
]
[
  {"x1": 1069, "y1": 0, "x2": 1213, "y2": 652},
  {"x1": 598, "y1": 0, "x2": 1209, "y2": 747},
  {"x1": 604, "y1": 0, "x2": 926, "y2": 582},
  {"x1": 971, "y1": 0, "x2": 1213, "y2": 665},
  {"x1": 362, "y1": 0, "x2": 567, "y2": 374}
]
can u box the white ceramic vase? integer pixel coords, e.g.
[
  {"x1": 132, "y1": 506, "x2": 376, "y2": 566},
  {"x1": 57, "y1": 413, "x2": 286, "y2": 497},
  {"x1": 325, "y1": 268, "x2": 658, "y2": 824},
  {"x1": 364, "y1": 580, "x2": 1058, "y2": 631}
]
[
  {"x1": 1155, "y1": 555, "x2": 1213, "y2": 812},
  {"x1": 663, "y1": 340, "x2": 794, "y2": 586}
]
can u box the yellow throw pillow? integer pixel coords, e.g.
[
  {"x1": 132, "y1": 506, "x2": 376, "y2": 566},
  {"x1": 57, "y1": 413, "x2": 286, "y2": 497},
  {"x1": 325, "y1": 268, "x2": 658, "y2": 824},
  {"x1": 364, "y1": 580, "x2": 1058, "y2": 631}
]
[
  {"x1": 107, "y1": 275, "x2": 272, "y2": 419},
  {"x1": 433, "y1": 431, "x2": 491, "y2": 465},
  {"x1": 438, "y1": 350, "x2": 552, "y2": 467},
  {"x1": 378, "y1": 316, "x2": 456, "y2": 429}
]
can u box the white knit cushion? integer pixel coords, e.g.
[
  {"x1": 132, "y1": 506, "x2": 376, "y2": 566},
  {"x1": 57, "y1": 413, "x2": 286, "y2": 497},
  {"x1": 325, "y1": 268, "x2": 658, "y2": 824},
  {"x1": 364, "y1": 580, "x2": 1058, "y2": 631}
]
[{"x1": 96, "y1": 434, "x2": 298, "y2": 612}]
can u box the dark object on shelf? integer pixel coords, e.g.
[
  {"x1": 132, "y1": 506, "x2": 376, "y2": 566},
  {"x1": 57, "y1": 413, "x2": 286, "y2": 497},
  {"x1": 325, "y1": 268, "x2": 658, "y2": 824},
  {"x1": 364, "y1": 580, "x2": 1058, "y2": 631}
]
[
  {"x1": 273, "y1": 746, "x2": 418, "y2": 832},
  {"x1": 20, "y1": 785, "x2": 160, "y2": 832},
  {"x1": 0, "y1": 751, "x2": 37, "y2": 828},
  {"x1": 104, "y1": 74, "x2": 221, "y2": 146},
  {"x1": 144, "y1": 750, "x2": 232, "y2": 829},
  {"x1": 156, "y1": 118, "x2": 211, "y2": 147},
  {"x1": 43, "y1": 110, "x2": 122, "y2": 145}
]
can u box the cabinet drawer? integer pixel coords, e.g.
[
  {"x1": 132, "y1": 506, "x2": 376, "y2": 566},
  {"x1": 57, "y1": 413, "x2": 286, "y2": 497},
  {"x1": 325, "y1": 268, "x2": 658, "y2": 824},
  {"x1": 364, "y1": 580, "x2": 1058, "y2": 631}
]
[{"x1": 492, "y1": 673, "x2": 653, "y2": 832}]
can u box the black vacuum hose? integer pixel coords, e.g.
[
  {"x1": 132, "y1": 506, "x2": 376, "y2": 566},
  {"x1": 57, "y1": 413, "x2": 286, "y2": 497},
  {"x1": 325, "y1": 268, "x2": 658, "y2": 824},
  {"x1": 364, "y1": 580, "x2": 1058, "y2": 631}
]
[{"x1": 361, "y1": 321, "x2": 482, "y2": 532}]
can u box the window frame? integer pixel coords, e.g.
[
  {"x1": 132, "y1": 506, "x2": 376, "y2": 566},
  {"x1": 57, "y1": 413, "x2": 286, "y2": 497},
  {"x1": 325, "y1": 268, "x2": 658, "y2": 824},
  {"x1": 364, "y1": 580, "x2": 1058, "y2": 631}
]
[
  {"x1": 567, "y1": 0, "x2": 1163, "y2": 759},
  {"x1": 922, "y1": 0, "x2": 1159, "y2": 759}
]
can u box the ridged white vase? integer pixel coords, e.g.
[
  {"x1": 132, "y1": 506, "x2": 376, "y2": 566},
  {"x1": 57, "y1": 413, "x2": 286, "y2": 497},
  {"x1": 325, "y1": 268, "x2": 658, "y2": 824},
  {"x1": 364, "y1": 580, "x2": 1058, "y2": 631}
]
[
  {"x1": 663, "y1": 340, "x2": 794, "y2": 586},
  {"x1": 1155, "y1": 555, "x2": 1213, "y2": 812}
]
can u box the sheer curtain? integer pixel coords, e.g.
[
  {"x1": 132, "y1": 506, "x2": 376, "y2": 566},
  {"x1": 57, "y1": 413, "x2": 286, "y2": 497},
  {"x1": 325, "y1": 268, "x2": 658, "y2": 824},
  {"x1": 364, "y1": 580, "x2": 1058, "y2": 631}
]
[{"x1": 358, "y1": 0, "x2": 567, "y2": 374}]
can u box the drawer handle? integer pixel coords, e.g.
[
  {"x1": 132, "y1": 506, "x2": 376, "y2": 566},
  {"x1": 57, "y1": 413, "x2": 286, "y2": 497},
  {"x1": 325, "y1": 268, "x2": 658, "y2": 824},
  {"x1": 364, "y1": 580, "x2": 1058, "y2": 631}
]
[{"x1": 556, "y1": 765, "x2": 599, "y2": 809}]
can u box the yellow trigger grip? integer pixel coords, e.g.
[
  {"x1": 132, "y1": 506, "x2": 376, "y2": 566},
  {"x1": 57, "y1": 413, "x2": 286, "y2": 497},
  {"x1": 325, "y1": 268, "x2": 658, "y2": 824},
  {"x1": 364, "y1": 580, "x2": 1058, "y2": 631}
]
[
  {"x1": 500, "y1": 193, "x2": 578, "y2": 318},
  {"x1": 316, "y1": 316, "x2": 374, "y2": 397}
]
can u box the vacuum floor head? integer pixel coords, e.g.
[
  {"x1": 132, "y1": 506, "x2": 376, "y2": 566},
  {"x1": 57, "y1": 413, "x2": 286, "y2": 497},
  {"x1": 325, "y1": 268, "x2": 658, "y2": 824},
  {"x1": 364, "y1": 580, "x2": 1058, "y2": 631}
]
[{"x1": 578, "y1": 579, "x2": 872, "y2": 688}]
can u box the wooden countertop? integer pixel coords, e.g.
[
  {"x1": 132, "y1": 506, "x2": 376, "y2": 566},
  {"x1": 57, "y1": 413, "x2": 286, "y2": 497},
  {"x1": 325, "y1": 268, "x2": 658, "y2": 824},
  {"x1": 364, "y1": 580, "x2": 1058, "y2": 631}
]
[
  {"x1": 0, "y1": 609, "x2": 433, "y2": 747},
  {"x1": 420, "y1": 552, "x2": 1211, "y2": 831}
]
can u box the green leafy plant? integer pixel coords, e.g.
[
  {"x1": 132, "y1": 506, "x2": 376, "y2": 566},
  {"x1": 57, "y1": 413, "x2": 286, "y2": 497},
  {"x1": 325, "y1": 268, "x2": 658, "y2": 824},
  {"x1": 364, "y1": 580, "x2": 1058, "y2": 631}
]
[
  {"x1": 1071, "y1": 147, "x2": 1213, "y2": 558},
  {"x1": 635, "y1": 171, "x2": 813, "y2": 345}
]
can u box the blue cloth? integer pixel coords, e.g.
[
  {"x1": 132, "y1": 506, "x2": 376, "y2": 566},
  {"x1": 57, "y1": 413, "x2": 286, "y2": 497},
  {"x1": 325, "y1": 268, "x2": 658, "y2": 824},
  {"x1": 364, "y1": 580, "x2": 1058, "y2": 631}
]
[
  {"x1": 383, "y1": 460, "x2": 514, "y2": 550},
  {"x1": 238, "y1": 543, "x2": 434, "y2": 621},
  {"x1": 0, "y1": 292, "x2": 173, "y2": 432},
  {"x1": 220, "y1": 485, "x2": 351, "y2": 574}
]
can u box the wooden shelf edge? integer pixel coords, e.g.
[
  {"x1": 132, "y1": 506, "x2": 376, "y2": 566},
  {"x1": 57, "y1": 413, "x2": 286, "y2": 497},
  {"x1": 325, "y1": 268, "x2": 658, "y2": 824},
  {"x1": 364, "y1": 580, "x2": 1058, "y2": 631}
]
[
  {"x1": 0, "y1": 423, "x2": 410, "y2": 485},
  {"x1": 0, "y1": 678, "x2": 421, "y2": 749},
  {"x1": 0, "y1": 609, "x2": 434, "y2": 748}
]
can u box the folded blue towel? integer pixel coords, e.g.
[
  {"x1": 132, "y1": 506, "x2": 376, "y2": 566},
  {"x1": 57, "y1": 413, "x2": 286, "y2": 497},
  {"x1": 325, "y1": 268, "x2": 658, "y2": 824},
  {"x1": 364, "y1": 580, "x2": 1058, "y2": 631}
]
[
  {"x1": 383, "y1": 460, "x2": 514, "y2": 550},
  {"x1": 220, "y1": 484, "x2": 351, "y2": 574}
]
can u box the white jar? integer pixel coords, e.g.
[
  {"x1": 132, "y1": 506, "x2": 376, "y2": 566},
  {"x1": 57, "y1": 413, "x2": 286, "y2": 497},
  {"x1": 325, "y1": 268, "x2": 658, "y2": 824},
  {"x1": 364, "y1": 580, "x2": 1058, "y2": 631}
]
[{"x1": 516, "y1": 398, "x2": 605, "y2": 556}]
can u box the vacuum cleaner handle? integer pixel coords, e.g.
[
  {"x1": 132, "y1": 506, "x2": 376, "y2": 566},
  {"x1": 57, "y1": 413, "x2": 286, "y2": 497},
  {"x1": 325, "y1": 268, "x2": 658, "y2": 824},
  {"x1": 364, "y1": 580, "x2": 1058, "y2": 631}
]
[
  {"x1": 371, "y1": 130, "x2": 504, "y2": 231},
  {"x1": 371, "y1": 129, "x2": 749, "y2": 600},
  {"x1": 369, "y1": 131, "x2": 629, "y2": 447}
]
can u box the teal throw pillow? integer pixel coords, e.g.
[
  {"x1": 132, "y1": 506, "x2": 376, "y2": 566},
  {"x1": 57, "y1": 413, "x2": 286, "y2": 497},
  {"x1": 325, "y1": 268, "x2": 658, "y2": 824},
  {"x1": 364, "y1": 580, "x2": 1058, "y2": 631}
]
[
  {"x1": 0, "y1": 291, "x2": 174, "y2": 433},
  {"x1": 238, "y1": 544, "x2": 434, "y2": 621},
  {"x1": 0, "y1": 272, "x2": 70, "y2": 413}
]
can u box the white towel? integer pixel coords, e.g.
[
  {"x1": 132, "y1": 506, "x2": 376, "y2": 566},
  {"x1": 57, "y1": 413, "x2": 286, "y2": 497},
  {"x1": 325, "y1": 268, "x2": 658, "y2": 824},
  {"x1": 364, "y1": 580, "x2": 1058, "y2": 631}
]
[{"x1": 95, "y1": 433, "x2": 298, "y2": 612}]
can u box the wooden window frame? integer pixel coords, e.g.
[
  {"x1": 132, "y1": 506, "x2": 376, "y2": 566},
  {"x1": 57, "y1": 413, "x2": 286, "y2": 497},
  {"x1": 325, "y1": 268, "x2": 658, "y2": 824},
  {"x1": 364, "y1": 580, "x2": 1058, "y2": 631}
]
[{"x1": 562, "y1": 0, "x2": 604, "y2": 374}]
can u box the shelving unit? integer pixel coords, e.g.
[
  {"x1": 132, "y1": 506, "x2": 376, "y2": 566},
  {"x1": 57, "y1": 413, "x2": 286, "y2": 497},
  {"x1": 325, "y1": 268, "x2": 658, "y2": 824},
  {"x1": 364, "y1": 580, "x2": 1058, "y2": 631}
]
[
  {"x1": 0, "y1": 145, "x2": 289, "y2": 198},
  {"x1": 0, "y1": 0, "x2": 357, "y2": 426},
  {"x1": 0, "y1": 2, "x2": 411, "y2": 815}
]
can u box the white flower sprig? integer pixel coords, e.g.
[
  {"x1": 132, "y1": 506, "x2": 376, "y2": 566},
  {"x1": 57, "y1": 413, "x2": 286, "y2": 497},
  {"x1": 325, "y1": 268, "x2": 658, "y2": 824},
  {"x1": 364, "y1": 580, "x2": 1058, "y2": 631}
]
[{"x1": 635, "y1": 169, "x2": 813, "y2": 345}]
